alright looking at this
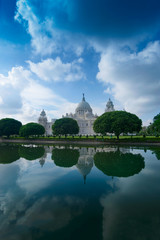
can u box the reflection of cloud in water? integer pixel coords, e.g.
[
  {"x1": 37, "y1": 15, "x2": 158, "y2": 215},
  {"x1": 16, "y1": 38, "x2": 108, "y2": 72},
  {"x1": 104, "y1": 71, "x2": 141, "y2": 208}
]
[
  {"x1": 16, "y1": 154, "x2": 74, "y2": 194},
  {"x1": 100, "y1": 159, "x2": 160, "y2": 240},
  {"x1": 0, "y1": 153, "x2": 84, "y2": 240},
  {"x1": 0, "y1": 195, "x2": 84, "y2": 240},
  {"x1": 18, "y1": 196, "x2": 84, "y2": 231}
]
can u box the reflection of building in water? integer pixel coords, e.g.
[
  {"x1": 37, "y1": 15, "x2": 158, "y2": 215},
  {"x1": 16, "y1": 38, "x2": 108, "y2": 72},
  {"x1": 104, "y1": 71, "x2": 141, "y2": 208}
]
[
  {"x1": 39, "y1": 146, "x2": 51, "y2": 167},
  {"x1": 76, "y1": 148, "x2": 95, "y2": 184},
  {"x1": 39, "y1": 155, "x2": 46, "y2": 167},
  {"x1": 40, "y1": 146, "x2": 130, "y2": 171}
]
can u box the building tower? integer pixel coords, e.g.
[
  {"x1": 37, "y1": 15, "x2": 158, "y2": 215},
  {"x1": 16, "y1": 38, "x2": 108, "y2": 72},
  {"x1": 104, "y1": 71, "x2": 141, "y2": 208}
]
[
  {"x1": 105, "y1": 98, "x2": 115, "y2": 112},
  {"x1": 38, "y1": 109, "x2": 48, "y2": 127}
]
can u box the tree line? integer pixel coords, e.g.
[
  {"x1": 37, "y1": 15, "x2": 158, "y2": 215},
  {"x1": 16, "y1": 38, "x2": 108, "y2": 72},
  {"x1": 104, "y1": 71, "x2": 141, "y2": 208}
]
[{"x1": 0, "y1": 111, "x2": 159, "y2": 139}]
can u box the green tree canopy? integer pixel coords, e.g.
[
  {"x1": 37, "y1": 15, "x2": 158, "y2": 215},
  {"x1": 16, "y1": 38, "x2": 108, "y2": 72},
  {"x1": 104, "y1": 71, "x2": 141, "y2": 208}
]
[
  {"x1": 153, "y1": 113, "x2": 160, "y2": 134},
  {"x1": 148, "y1": 147, "x2": 160, "y2": 160},
  {"x1": 52, "y1": 118, "x2": 79, "y2": 135},
  {"x1": 19, "y1": 146, "x2": 45, "y2": 160},
  {"x1": 0, "y1": 145, "x2": 20, "y2": 164},
  {"x1": 94, "y1": 150, "x2": 145, "y2": 177},
  {"x1": 0, "y1": 118, "x2": 22, "y2": 138},
  {"x1": 93, "y1": 111, "x2": 142, "y2": 139},
  {"x1": 153, "y1": 113, "x2": 160, "y2": 122},
  {"x1": 19, "y1": 122, "x2": 45, "y2": 138},
  {"x1": 52, "y1": 148, "x2": 79, "y2": 167}
]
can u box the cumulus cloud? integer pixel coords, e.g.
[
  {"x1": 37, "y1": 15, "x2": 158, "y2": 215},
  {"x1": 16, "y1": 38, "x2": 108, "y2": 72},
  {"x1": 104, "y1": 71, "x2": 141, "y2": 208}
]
[
  {"x1": 0, "y1": 66, "x2": 30, "y2": 114},
  {"x1": 12, "y1": 0, "x2": 160, "y2": 124},
  {"x1": 0, "y1": 157, "x2": 84, "y2": 239},
  {"x1": 28, "y1": 57, "x2": 85, "y2": 82},
  {"x1": 0, "y1": 59, "x2": 81, "y2": 123},
  {"x1": 97, "y1": 41, "x2": 160, "y2": 119},
  {"x1": 15, "y1": 0, "x2": 86, "y2": 56},
  {"x1": 15, "y1": 0, "x2": 160, "y2": 44},
  {"x1": 15, "y1": 0, "x2": 58, "y2": 55}
]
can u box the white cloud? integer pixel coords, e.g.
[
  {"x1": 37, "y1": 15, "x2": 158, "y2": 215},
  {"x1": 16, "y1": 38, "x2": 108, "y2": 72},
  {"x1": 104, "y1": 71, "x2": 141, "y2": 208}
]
[
  {"x1": 0, "y1": 66, "x2": 30, "y2": 114},
  {"x1": 28, "y1": 57, "x2": 85, "y2": 82},
  {"x1": 0, "y1": 63, "x2": 79, "y2": 123},
  {"x1": 15, "y1": 0, "x2": 86, "y2": 56},
  {"x1": 15, "y1": 0, "x2": 57, "y2": 55},
  {"x1": 97, "y1": 41, "x2": 160, "y2": 120}
]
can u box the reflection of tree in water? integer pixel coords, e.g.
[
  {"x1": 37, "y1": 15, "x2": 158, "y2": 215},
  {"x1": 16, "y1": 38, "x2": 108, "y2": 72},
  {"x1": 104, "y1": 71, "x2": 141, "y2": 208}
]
[
  {"x1": 153, "y1": 150, "x2": 160, "y2": 160},
  {"x1": 149, "y1": 147, "x2": 160, "y2": 160},
  {"x1": 0, "y1": 145, "x2": 20, "y2": 164},
  {"x1": 52, "y1": 148, "x2": 79, "y2": 167},
  {"x1": 19, "y1": 146, "x2": 45, "y2": 160},
  {"x1": 94, "y1": 150, "x2": 145, "y2": 177}
]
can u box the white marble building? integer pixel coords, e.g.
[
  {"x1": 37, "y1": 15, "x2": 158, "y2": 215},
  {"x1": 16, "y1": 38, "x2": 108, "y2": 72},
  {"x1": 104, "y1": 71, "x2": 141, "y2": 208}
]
[
  {"x1": 38, "y1": 109, "x2": 56, "y2": 136},
  {"x1": 105, "y1": 98, "x2": 115, "y2": 112},
  {"x1": 38, "y1": 95, "x2": 115, "y2": 135},
  {"x1": 62, "y1": 94, "x2": 98, "y2": 135}
]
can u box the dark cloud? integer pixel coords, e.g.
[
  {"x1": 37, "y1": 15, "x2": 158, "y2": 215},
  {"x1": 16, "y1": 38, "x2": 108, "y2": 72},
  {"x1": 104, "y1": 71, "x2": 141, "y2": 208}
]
[{"x1": 31, "y1": 0, "x2": 160, "y2": 39}]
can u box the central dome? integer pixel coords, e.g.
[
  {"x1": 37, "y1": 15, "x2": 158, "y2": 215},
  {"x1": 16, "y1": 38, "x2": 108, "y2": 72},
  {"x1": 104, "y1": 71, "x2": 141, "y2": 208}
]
[{"x1": 75, "y1": 94, "x2": 92, "y2": 114}]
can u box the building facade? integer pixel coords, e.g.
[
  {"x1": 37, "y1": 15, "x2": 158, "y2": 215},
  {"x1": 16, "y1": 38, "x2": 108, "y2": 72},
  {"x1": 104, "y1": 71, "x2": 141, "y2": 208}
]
[
  {"x1": 105, "y1": 98, "x2": 115, "y2": 112},
  {"x1": 38, "y1": 109, "x2": 56, "y2": 136},
  {"x1": 38, "y1": 95, "x2": 115, "y2": 135},
  {"x1": 62, "y1": 94, "x2": 98, "y2": 135}
]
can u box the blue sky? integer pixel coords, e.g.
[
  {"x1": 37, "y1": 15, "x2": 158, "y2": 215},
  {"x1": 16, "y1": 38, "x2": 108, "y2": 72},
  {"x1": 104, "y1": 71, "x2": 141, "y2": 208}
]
[{"x1": 0, "y1": 0, "x2": 160, "y2": 125}]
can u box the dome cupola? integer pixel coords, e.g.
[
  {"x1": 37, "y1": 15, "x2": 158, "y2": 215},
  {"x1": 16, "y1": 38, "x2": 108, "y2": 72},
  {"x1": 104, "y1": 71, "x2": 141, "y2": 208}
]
[
  {"x1": 75, "y1": 94, "x2": 92, "y2": 115},
  {"x1": 38, "y1": 109, "x2": 48, "y2": 124},
  {"x1": 105, "y1": 98, "x2": 115, "y2": 112}
]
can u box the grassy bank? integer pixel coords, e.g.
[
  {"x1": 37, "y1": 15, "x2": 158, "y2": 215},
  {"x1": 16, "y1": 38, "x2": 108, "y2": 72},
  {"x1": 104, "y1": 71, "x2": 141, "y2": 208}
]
[
  {"x1": 0, "y1": 135, "x2": 160, "y2": 146},
  {"x1": 9, "y1": 135, "x2": 160, "y2": 142}
]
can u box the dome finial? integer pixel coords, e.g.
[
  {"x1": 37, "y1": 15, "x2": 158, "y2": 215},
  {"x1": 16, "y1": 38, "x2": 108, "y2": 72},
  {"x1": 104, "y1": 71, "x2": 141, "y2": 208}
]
[{"x1": 82, "y1": 93, "x2": 85, "y2": 101}]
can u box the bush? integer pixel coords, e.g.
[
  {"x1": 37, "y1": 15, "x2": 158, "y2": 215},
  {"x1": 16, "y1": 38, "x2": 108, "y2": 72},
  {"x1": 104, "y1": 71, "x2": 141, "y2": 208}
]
[
  {"x1": 19, "y1": 123, "x2": 45, "y2": 138},
  {"x1": 0, "y1": 118, "x2": 22, "y2": 138},
  {"x1": 52, "y1": 118, "x2": 79, "y2": 135}
]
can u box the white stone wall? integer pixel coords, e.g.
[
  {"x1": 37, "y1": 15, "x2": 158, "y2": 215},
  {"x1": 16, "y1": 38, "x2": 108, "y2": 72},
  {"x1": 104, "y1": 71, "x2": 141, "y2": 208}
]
[
  {"x1": 76, "y1": 119, "x2": 96, "y2": 135},
  {"x1": 38, "y1": 119, "x2": 55, "y2": 136}
]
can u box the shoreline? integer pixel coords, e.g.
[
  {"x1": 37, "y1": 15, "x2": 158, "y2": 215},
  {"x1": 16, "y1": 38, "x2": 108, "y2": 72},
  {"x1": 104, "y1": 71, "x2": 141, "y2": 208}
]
[{"x1": 1, "y1": 138, "x2": 160, "y2": 146}]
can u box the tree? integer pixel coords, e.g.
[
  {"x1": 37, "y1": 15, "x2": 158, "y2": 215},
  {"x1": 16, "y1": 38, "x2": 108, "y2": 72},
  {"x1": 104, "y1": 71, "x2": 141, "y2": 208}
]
[
  {"x1": 153, "y1": 113, "x2": 160, "y2": 122},
  {"x1": 52, "y1": 118, "x2": 79, "y2": 135},
  {"x1": 146, "y1": 123, "x2": 154, "y2": 135},
  {"x1": 0, "y1": 118, "x2": 22, "y2": 138},
  {"x1": 139, "y1": 126, "x2": 148, "y2": 137},
  {"x1": 93, "y1": 111, "x2": 142, "y2": 139},
  {"x1": 19, "y1": 122, "x2": 45, "y2": 138},
  {"x1": 153, "y1": 113, "x2": 160, "y2": 135}
]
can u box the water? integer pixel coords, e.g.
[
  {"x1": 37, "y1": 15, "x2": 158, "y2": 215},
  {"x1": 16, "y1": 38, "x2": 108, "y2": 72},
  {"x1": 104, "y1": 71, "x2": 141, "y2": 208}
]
[{"x1": 0, "y1": 144, "x2": 160, "y2": 240}]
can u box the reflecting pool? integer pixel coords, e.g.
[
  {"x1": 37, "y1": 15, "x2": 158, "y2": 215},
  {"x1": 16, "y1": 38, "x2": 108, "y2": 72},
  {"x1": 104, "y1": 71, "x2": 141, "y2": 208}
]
[{"x1": 0, "y1": 144, "x2": 160, "y2": 240}]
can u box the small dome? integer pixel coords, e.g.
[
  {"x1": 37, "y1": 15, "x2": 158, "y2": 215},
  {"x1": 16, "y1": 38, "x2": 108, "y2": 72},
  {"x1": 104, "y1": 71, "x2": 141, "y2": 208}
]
[
  {"x1": 38, "y1": 109, "x2": 48, "y2": 123},
  {"x1": 76, "y1": 156, "x2": 93, "y2": 184},
  {"x1": 40, "y1": 109, "x2": 47, "y2": 117},
  {"x1": 75, "y1": 94, "x2": 92, "y2": 114},
  {"x1": 105, "y1": 98, "x2": 115, "y2": 112}
]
